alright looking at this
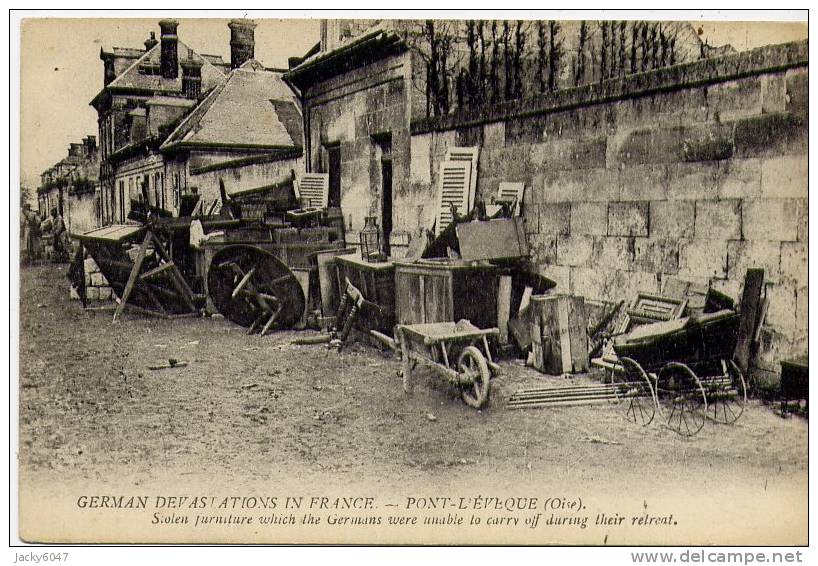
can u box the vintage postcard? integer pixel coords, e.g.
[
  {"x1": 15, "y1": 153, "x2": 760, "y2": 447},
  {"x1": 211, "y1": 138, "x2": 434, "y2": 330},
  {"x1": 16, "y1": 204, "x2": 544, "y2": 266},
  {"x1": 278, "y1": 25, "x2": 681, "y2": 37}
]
[{"x1": 14, "y1": 11, "x2": 808, "y2": 547}]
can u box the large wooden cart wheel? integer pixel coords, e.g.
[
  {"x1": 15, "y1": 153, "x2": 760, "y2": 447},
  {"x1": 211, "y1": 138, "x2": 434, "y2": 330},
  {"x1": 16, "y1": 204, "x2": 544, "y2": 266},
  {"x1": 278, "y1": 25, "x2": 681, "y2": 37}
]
[
  {"x1": 615, "y1": 357, "x2": 657, "y2": 427},
  {"x1": 207, "y1": 245, "x2": 305, "y2": 331},
  {"x1": 458, "y1": 345, "x2": 490, "y2": 409},
  {"x1": 707, "y1": 359, "x2": 747, "y2": 424},
  {"x1": 657, "y1": 362, "x2": 708, "y2": 437}
]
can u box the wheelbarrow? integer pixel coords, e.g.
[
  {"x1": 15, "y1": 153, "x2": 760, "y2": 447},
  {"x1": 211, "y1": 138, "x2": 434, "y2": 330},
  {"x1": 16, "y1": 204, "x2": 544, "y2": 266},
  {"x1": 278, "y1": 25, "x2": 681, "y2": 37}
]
[{"x1": 396, "y1": 320, "x2": 501, "y2": 409}]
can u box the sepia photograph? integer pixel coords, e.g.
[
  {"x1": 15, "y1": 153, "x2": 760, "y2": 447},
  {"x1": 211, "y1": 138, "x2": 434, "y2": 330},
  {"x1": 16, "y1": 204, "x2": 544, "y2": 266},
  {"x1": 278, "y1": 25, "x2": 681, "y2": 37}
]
[{"x1": 12, "y1": 9, "x2": 809, "y2": 550}]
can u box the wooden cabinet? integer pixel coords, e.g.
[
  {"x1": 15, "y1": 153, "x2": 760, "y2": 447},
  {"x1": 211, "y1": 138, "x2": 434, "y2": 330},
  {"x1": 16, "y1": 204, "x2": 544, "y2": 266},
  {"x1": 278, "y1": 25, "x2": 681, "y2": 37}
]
[{"x1": 395, "y1": 260, "x2": 499, "y2": 329}]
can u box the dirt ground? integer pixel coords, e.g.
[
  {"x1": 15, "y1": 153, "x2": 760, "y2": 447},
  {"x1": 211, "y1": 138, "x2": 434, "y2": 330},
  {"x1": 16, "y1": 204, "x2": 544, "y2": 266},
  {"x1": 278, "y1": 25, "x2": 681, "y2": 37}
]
[{"x1": 17, "y1": 264, "x2": 809, "y2": 544}]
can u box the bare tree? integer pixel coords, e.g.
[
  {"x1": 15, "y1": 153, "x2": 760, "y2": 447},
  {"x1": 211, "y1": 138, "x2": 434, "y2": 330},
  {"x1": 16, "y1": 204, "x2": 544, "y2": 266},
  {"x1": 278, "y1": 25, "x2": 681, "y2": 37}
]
[
  {"x1": 536, "y1": 20, "x2": 546, "y2": 93},
  {"x1": 575, "y1": 20, "x2": 588, "y2": 86}
]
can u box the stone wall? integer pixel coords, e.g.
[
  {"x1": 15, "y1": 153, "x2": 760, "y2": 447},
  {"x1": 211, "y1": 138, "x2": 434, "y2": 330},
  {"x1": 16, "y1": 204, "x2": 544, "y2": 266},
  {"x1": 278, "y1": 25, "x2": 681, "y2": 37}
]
[
  {"x1": 301, "y1": 51, "x2": 413, "y2": 255},
  {"x1": 410, "y1": 41, "x2": 808, "y2": 381},
  {"x1": 70, "y1": 257, "x2": 115, "y2": 302}
]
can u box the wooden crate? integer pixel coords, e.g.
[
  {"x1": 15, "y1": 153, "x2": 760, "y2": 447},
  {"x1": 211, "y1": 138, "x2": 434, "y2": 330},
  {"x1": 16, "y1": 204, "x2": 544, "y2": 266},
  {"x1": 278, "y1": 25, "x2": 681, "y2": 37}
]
[
  {"x1": 394, "y1": 260, "x2": 499, "y2": 329},
  {"x1": 335, "y1": 254, "x2": 396, "y2": 334},
  {"x1": 530, "y1": 294, "x2": 589, "y2": 375}
]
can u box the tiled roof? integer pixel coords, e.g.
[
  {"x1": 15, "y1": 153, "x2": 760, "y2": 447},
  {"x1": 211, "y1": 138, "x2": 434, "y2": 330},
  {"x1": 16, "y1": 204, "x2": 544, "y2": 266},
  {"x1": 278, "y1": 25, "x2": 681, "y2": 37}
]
[
  {"x1": 106, "y1": 40, "x2": 225, "y2": 94},
  {"x1": 161, "y1": 64, "x2": 302, "y2": 151}
]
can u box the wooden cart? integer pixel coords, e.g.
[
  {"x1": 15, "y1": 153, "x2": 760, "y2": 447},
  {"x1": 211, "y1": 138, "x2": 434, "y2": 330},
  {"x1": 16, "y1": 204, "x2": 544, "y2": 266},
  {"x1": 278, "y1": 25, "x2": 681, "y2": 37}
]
[
  {"x1": 612, "y1": 309, "x2": 748, "y2": 436},
  {"x1": 396, "y1": 321, "x2": 501, "y2": 409}
]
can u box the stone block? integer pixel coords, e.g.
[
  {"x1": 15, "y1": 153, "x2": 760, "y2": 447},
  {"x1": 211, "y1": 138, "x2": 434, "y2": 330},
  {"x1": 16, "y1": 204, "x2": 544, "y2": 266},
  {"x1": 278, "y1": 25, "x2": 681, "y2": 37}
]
[
  {"x1": 681, "y1": 122, "x2": 734, "y2": 162},
  {"x1": 796, "y1": 199, "x2": 808, "y2": 243},
  {"x1": 456, "y1": 125, "x2": 483, "y2": 147},
  {"x1": 716, "y1": 158, "x2": 762, "y2": 199},
  {"x1": 633, "y1": 238, "x2": 680, "y2": 274},
  {"x1": 707, "y1": 76, "x2": 762, "y2": 121},
  {"x1": 84, "y1": 273, "x2": 92, "y2": 287},
  {"x1": 483, "y1": 122, "x2": 505, "y2": 148},
  {"x1": 608, "y1": 202, "x2": 649, "y2": 237},
  {"x1": 780, "y1": 242, "x2": 807, "y2": 288},
  {"x1": 521, "y1": 192, "x2": 540, "y2": 234},
  {"x1": 540, "y1": 168, "x2": 619, "y2": 203},
  {"x1": 505, "y1": 115, "x2": 546, "y2": 144},
  {"x1": 594, "y1": 236, "x2": 634, "y2": 271},
  {"x1": 69, "y1": 287, "x2": 80, "y2": 301},
  {"x1": 538, "y1": 203, "x2": 571, "y2": 236},
  {"x1": 709, "y1": 278, "x2": 742, "y2": 304},
  {"x1": 619, "y1": 164, "x2": 667, "y2": 201},
  {"x1": 695, "y1": 199, "x2": 742, "y2": 240},
  {"x1": 679, "y1": 239, "x2": 727, "y2": 279},
  {"x1": 85, "y1": 287, "x2": 100, "y2": 301},
  {"x1": 650, "y1": 200, "x2": 695, "y2": 239},
  {"x1": 795, "y1": 286, "x2": 808, "y2": 335},
  {"x1": 760, "y1": 156, "x2": 807, "y2": 199},
  {"x1": 742, "y1": 199, "x2": 799, "y2": 242},
  {"x1": 763, "y1": 283, "x2": 797, "y2": 332},
  {"x1": 785, "y1": 67, "x2": 808, "y2": 118},
  {"x1": 607, "y1": 126, "x2": 685, "y2": 166},
  {"x1": 761, "y1": 73, "x2": 787, "y2": 114},
  {"x1": 733, "y1": 112, "x2": 807, "y2": 158},
  {"x1": 409, "y1": 135, "x2": 432, "y2": 185},
  {"x1": 570, "y1": 266, "x2": 613, "y2": 301},
  {"x1": 727, "y1": 240, "x2": 781, "y2": 283},
  {"x1": 528, "y1": 233, "x2": 557, "y2": 266},
  {"x1": 666, "y1": 162, "x2": 719, "y2": 201},
  {"x1": 98, "y1": 287, "x2": 113, "y2": 301},
  {"x1": 90, "y1": 272, "x2": 108, "y2": 287},
  {"x1": 479, "y1": 145, "x2": 531, "y2": 181},
  {"x1": 538, "y1": 264, "x2": 571, "y2": 293},
  {"x1": 570, "y1": 202, "x2": 608, "y2": 236},
  {"x1": 556, "y1": 234, "x2": 595, "y2": 267},
  {"x1": 529, "y1": 136, "x2": 607, "y2": 172},
  {"x1": 83, "y1": 257, "x2": 99, "y2": 274}
]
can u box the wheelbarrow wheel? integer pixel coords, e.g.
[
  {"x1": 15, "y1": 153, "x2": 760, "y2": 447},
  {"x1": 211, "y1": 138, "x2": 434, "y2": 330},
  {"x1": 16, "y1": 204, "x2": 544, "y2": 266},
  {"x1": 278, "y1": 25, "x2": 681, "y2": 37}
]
[
  {"x1": 615, "y1": 357, "x2": 656, "y2": 427},
  {"x1": 657, "y1": 362, "x2": 708, "y2": 437},
  {"x1": 458, "y1": 346, "x2": 490, "y2": 409},
  {"x1": 707, "y1": 359, "x2": 747, "y2": 424}
]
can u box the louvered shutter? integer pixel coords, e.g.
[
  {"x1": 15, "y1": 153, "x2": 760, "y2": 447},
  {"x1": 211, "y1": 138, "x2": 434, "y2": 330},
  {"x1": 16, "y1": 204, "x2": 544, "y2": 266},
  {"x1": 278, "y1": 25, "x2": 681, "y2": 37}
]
[
  {"x1": 497, "y1": 182, "x2": 525, "y2": 216},
  {"x1": 435, "y1": 161, "x2": 472, "y2": 235},
  {"x1": 295, "y1": 173, "x2": 329, "y2": 209},
  {"x1": 445, "y1": 146, "x2": 479, "y2": 211}
]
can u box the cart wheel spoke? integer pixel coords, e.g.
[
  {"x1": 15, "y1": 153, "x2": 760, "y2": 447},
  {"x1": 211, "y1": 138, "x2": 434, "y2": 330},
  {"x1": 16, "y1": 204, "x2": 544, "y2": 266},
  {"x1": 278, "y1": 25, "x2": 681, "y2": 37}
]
[
  {"x1": 457, "y1": 346, "x2": 490, "y2": 409},
  {"x1": 615, "y1": 358, "x2": 655, "y2": 427},
  {"x1": 657, "y1": 362, "x2": 707, "y2": 436}
]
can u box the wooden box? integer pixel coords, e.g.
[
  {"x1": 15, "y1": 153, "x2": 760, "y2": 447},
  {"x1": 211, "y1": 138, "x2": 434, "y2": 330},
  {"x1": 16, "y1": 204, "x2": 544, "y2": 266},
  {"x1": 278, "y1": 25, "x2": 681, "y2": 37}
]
[
  {"x1": 530, "y1": 294, "x2": 589, "y2": 375},
  {"x1": 394, "y1": 259, "x2": 499, "y2": 329},
  {"x1": 334, "y1": 254, "x2": 396, "y2": 333}
]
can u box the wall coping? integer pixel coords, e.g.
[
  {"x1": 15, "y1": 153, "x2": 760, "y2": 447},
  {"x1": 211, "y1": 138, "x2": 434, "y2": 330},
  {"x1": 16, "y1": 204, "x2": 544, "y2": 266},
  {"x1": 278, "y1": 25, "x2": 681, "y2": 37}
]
[{"x1": 411, "y1": 40, "x2": 808, "y2": 136}]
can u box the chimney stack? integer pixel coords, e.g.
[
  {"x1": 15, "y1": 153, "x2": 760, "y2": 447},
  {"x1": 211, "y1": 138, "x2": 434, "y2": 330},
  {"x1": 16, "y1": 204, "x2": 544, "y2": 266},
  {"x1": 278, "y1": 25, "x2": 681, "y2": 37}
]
[
  {"x1": 229, "y1": 19, "x2": 256, "y2": 69},
  {"x1": 84, "y1": 136, "x2": 97, "y2": 153},
  {"x1": 144, "y1": 31, "x2": 158, "y2": 51},
  {"x1": 158, "y1": 19, "x2": 179, "y2": 79},
  {"x1": 181, "y1": 49, "x2": 203, "y2": 99}
]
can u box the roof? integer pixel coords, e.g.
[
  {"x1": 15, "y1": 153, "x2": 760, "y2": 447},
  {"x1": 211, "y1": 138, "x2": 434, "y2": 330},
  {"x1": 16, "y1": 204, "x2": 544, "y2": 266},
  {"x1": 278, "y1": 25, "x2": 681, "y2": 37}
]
[
  {"x1": 161, "y1": 65, "x2": 303, "y2": 151},
  {"x1": 92, "y1": 40, "x2": 226, "y2": 106},
  {"x1": 285, "y1": 28, "x2": 406, "y2": 90}
]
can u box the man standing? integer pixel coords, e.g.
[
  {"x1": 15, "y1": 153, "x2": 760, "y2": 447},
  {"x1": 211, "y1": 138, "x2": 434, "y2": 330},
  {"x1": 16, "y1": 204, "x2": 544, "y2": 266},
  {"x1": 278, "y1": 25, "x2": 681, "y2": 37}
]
[
  {"x1": 50, "y1": 207, "x2": 68, "y2": 263},
  {"x1": 20, "y1": 203, "x2": 41, "y2": 265}
]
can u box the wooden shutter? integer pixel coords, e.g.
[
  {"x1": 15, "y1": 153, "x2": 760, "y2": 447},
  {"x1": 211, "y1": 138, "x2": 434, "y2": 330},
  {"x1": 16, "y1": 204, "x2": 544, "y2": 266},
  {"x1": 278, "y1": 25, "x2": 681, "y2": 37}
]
[
  {"x1": 497, "y1": 182, "x2": 525, "y2": 216},
  {"x1": 435, "y1": 160, "x2": 472, "y2": 235},
  {"x1": 295, "y1": 173, "x2": 329, "y2": 209},
  {"x1": 445, "y1": 146, "x2": 479, "y2": 212}
]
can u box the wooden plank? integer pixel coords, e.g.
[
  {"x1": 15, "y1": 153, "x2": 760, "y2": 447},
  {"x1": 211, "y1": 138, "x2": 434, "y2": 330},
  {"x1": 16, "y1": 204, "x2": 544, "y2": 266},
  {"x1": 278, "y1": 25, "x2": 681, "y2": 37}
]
[
  {"x1": 734, "y1": 269, "x2": 765, "y2": 373},
  {"x1": 139, "y1": 262, "x2": 175, "y2": 281},
  {"x1": 113, "y1": 231, "x2": 152, "y2": 323},
  {"x1": 435, "y1": 161, "x2": 471, "y2": 235},
  {"x1": 316, "y1": 247, "x2": 356, "y2": 317},
  {"x1": 456, "y1": 218, "x2": 528, "y2": 261},
  {"x1": 496, "y1": 276, "x2": 512, "y2": 344}
]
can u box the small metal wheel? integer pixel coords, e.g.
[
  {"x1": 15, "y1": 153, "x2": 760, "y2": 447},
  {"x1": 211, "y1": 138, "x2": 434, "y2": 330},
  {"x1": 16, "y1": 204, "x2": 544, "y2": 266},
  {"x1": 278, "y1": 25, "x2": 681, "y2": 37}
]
[
  {"x1": 614, "y1": 357, "x2": 657, "y2": 427},
  {"x1": 656, "y1": 362, "x2": 708, "y2": 437},
  {"x1": 458, "y1": 345, "x2": 490, "y2": 409},
  {"x1": 707, "y1": 359, "x2": 747, "y2": 424}
]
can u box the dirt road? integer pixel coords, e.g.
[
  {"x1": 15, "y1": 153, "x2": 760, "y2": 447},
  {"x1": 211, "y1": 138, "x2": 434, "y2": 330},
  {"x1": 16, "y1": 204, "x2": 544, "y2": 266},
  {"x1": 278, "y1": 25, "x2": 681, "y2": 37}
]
[{"x1": 17, "y1": 264, "x2": 808, "y2": 544}]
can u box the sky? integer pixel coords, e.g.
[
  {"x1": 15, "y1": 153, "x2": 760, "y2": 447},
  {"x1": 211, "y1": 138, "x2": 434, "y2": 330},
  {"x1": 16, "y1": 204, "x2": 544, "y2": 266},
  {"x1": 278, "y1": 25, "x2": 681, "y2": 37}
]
[{"x1": 17, "y1": 16, "x2": 807, "y2": 191}]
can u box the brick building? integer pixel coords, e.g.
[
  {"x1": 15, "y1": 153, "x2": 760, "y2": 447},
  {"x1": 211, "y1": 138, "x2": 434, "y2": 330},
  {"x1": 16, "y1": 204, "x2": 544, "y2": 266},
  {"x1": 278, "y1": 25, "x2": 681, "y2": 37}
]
[{"x1": 90, "y1": 19, "x2": 302, "y2": 224}]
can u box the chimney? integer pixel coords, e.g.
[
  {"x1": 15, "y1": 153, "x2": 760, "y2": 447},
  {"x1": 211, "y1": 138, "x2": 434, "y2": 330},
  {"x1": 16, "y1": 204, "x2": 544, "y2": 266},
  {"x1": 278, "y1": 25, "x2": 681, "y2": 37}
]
[
  {"x1": 229, "y1": 19, "x2": 256, "y2": 69},
  {"x1": 144, "y1": 31, "x2": 158, "y2": 51},
  {"x1": 158, "y1": 19, "x2": 179, "y2": 79},
  {"x1": 84, "y1": 136, "x2": 97, "y2": 153},
  {"x1": 181, "y1": 49, "x2": 203, "y2": 99},
  {"x1": 100, "y1": 50, "x2": 116, "y2": 86}
]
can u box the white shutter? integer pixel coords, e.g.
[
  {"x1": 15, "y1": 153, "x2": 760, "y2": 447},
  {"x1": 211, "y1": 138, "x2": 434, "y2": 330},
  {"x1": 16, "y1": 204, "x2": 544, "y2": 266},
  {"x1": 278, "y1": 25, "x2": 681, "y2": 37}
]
[
  {"x1": 295, "y1": 173, "x2": 329, "y2": 209},
  {"x1": 435, "y1": 160, "x2": 472, "y2": 235},
  {"x1": 445, "y1": 146, "x2": 479, "y2": 212},
  {"x1": 497, "y1": 182, "x2": 525, "y2": 216}
]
